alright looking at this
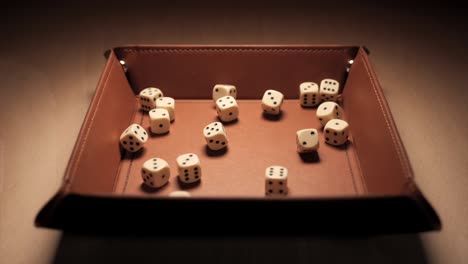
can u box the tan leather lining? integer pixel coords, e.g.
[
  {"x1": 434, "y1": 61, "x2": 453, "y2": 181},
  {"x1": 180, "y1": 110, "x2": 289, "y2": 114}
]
[{"x1": 114, "y1": 100, "x2": 363, "y2": 198}]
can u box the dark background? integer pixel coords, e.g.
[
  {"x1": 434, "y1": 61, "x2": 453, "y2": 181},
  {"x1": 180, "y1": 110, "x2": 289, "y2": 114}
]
[{"x1": 1, "y1": 1, "x2": 467, "y2": 263}]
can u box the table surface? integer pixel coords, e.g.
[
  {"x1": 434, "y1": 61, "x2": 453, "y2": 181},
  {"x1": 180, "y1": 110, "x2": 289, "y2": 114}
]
[{"x1": 1, "y1": 2, "x2": 467, "y2": 263}]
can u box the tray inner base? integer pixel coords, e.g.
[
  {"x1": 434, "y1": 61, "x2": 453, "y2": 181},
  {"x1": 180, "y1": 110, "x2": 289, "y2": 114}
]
[{"x1": 115, "y1": 99, "x2": 365, "y2": 198}]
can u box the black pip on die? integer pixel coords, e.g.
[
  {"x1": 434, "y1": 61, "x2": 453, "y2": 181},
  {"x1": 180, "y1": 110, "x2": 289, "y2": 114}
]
[{"x1": 119, "y1": 124, "x2": 148, "y2": 152}]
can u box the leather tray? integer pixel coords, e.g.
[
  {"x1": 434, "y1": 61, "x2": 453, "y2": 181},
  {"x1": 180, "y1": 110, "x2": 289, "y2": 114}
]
[{"x1": 35, "y1": 45, "x2": 440, "y2": 235}]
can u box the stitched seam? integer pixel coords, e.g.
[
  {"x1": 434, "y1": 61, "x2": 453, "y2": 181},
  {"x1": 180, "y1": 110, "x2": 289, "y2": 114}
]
[
  {"x1": 121, "y1": 152, "x2": 134, "y2": 194},
  {"x1": 65, "y1": 57, "x2": 115, "y2": 192},
  {"x1": 359, "y1": 52, "x2": 412, "y2": 178},
  {"x1": 350, "y1": 138, "x2": 368, "y2": 194},
  {"x1": 344, "y1": 145, "x2": 358, "y2": 194},
  {"x1": 122, "y1": 112, "x2": 145, "y2": 194},
  {"x1": 342, "y1": 105, "x2": 367, "y2": 194},
  {"x1": 121, "y1": 48, "x2": 348, "y2": 54}
]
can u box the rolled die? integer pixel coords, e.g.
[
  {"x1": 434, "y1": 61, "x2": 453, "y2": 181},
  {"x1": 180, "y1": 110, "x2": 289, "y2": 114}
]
[
  {"x1": 141, "y1": 158, "x2": 170, "y2": 188},
  {"x1": 296, "y1": 128, "x2": 319, "y2": 153},
  {"x1": 139, "y1": 87, "x2": 163, "y2": 111},
  {"x1": 215, "y1": 96, "x2": 239, "y2": 122},
  {"x1": 265, "y1": 166, "x2": 288, "y2": 196},
  {"x1": 324, "y1": 119, "x2": 350, "y2": 146},
  {"x1": 299, "y1": 82, "x2": 320, "y2": 107},
  {"x1": 149, "y1": 108, "x2": 170, "y2": 134},
  {"x1": 203, "y1": 122, "x2": 228, "y2": 150},
  {"x1": 213, "y1": 84, "x2": 237, "y2": 101},
  {"x1": 319, "y1": 79, "x2": 339, "y2": 103},
  {"x1": 176, "y1": 153, "x2": 201, "y2": 184},
  {"x1": 316, "y1": 101, "x2": 343, "y2": 127},
  {"x1": 261, "y1": 89, "x2": 284, "y2": 115},
  {"x1": 156, "y1": 97, "x2": 175, "y2": 122},
  {"x1": 169, "y1": 191, "x2": 191, "y2": 197},
  {"x1": 119, "y1": 124, "x2": 148, "y2": 152}
]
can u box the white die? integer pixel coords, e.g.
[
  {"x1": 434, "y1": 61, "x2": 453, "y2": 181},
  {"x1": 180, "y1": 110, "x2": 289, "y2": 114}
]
[
  {"x1": 324, "y1": 119, "x2": 350, "y2": 146},
  {"x1": 213, "y1": 84, "x2": 237, "y2": 102},
  {"x1": 215, "y1": 96, "x2": 239, "y2": 122},
  {"x1": 149, "y1": 108, "x2": 170, "y2": 134},
  {"x1": 141, "y1": 158, "x2": 170, "y2": 188},
  {"x1": 139, "y1": 87, "x2": 163, "y2": 111},
  {"x1": 119, "y1": 124, "x2": 148, "y2": 152},
  {"x1": 265, "y1": 166, "x2": 288, "y2": 196},
  {"x1": 319, "y1": 79, "x2": 339, "y2": 102},
  {"x1": 169, "y1": 191, "x2": 191, "y2": 197},
  {"x1": 296, "y1": 128, "x2": 319, "y2": 153},
  {"x1": 176, "y1": 153, "x2": 202, "y2": 184},
  {"x1": 156, "y1": 97, "x2": 175, "y2": 122},
  {"x1": 299, "y1": 82, "x2": 320, "y2": 107},
  {"x1": 261, "y1": 89, "x2": 284, "y2": 115},
  {"x1": 316, "y1": 101, "x2": 343, "y2": 127},
  {"x1": 203, "y1": 122, "x2": 228, "y2": 150}
]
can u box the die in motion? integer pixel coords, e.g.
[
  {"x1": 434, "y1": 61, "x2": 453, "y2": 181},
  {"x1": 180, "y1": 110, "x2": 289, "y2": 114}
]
[{"x1": 119, "y1": 124, "x2": 148, "y2": 152}]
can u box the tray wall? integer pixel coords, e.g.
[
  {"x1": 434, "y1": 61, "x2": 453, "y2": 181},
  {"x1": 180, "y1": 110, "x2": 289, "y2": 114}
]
[
  {"x1": 65, "y1": 52, "x2": 135, "y2": 194},
  {"x1": 343, "y1": 48, "x2": 413, "y2": 195},
  {"x1": 115, "y1": 45, "x2": 359, "y2": 99}
]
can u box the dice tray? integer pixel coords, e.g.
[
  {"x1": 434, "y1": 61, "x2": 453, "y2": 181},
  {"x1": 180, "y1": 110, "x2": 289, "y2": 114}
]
[{"x1": 36, "y1": 45, "x2": 440, "y2": 235}]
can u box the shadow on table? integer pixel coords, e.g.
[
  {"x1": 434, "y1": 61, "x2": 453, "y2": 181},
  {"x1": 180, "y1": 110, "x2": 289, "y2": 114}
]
[{"x1": 53, "y1": 233, "x2": 428, "y2": 264}]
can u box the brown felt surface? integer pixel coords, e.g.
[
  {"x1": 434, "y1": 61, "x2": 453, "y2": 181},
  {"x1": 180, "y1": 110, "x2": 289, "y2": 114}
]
[{"x1": 115, "y1": 99, "x2": 364, "y2": 197}]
